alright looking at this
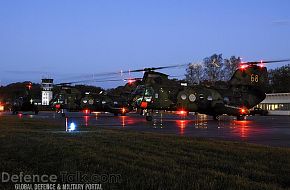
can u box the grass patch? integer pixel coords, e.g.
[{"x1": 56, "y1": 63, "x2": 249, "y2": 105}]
[{"x1": 0, "y1": 116, "x2": 290, "y2": 189}]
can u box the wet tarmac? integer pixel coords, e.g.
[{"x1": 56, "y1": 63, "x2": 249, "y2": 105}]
[{"x1": 2, "y1": 111, "x2": 290, "y2": 147}]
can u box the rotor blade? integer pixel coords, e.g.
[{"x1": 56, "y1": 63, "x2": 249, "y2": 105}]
[
  {"x1": 57, "y1": 71, "x2": 124, "y2": 81},
  {"x1": 123, "y1": 78, "x2": 143, "y2": 81},
  {"x1": 122, "y1": 63, "x2": 188, "y2": 73},
  {"x1": 57, "y1": 63, "x2": 188, "y2": 82},
  {"x1": 243, "y1": 59, "x2": 290, "y2": 65},
  {"x1": 55, "y1": 78, "x2": 130, "y2": 86}
]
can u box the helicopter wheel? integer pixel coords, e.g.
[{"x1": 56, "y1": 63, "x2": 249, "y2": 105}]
[
  {"x1": 146, "y1": 115, "x2": 153, "y2": 121},
  {"x1": 237, "y1": 115, "x2": 245, "y2": 121},
  {"x1": 213, "y1": 115, "x2": 220, "y2": 121}
]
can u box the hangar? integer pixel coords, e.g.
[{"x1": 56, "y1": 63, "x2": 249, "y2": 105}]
[{"x1": 257, "y1": 93, "x2": 290, "y2": 115}]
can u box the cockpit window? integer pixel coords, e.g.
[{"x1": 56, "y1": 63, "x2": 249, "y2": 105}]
[
  {"x1": 145, "y1": 87, "x2": 154, "y2": 96},
  {"x1": 133, "y1": 85, "x2": 145, "y2": 95}
]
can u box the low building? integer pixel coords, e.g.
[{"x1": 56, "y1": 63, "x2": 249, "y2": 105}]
[{"x1": 256, "y1": 93, "x2": 290, "y2": 115}]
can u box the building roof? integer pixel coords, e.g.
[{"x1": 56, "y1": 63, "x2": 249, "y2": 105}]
[{"x1": 261, "y1": 93, "x2": 290, "y2": 104}]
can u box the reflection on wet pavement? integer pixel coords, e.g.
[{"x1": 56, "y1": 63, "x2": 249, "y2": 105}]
[{"x1": 4, "y1": 111, "x2": 290, "y2": 147}]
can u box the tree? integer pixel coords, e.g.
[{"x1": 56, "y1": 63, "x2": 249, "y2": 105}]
[
  {"x1": 267, "y1": 64, "x2": 290, "y2": 93},
  {"x1": 185, "y1": 63, "x2": 203, "y2": 85},
  {"x1": 224, "y1": 56, "x2": 241, "y2": 80},
  {"x1": 185, "y1": 54, "x2": 241, "y2": 84},
  {"x1": 203, "y1": 54, "x2": 225, "y2": 82}
]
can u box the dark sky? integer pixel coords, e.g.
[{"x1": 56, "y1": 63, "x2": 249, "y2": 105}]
[{"x1": 0, "y1": 0, "x2": 290, "y2": 88}]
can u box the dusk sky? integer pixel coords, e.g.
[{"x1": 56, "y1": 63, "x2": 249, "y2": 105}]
[{"x1": 0, "y1": 0, "x2": 290, "y2": 88}]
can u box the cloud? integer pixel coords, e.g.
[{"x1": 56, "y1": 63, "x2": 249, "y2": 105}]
[{"x1": 272, "y1": 19, "x2": 290, "y2": 26}]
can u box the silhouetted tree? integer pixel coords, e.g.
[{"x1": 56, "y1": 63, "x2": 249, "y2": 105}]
[
  {"x1": 267, "y1": 64, "x2": 290, "y2": 93},
  {"x1": 224, "y1": 56, "x2": 241, "y2": 80},
  {"x1": 202, "y1": 54, "x2": 225, "y2": 82},
  {"x1": 185, "y1": 63, "x2": 203, "y2": 85},
  {"x1": 185, "y1": 54, "x2": 242, "y2": 84}
]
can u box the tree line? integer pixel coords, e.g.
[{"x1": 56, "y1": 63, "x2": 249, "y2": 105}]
[
  {"x1": 185, "y1": 54, "x2": 241, "y2": 85},
  {"x1": 267, "y1": 64, "x2": 290, "y2": 93}
]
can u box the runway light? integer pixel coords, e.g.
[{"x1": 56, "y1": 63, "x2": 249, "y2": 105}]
[
  {"x1": 122, "y1": 107, "x2": 126, "y2": 114},
  {"x1": 69, "y1": 122, "x2": 76, "y2": 132}
]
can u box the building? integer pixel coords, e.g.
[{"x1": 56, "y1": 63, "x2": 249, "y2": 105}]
[
  {"x1": 41, "y1": 78, "x2": 53, "y2": 106},
  {"x1": 256, "y1": 93, "x2": 290, "y2": 115}
]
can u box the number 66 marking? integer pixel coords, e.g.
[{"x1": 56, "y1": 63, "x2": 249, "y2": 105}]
[{"x1": 251, "y1": 74, "x2": 259, "y2": 82}]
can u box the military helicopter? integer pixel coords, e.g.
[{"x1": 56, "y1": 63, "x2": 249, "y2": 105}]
[
  {"x1": 50, "y1": 85, "x2": 82, "y2": 113},
  {"x1": 51, "y1": 59, "x2": 289, "y2": 120},
  {"x1": 50, "y1": 79, "x2": 135, "y2": 116},
  {"x1": 80, "y1": 91, "x2": 132, "y2": 116},
  {"x1": 128, "y1": 59, "x2": 290, "y2": 121},
  {"x1": 11, "y1": 82, "x2": 39, "y2": 115}
]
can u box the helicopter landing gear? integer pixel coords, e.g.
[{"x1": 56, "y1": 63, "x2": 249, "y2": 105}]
[
  {"x1": 60, "y1": 109, "x2": 67, "y2": 117},
  {"x1": 213, "y1": 115, "x2": 220, "y2": 121},
  {"x1": 146, "y1": 115, "x2": 153, "y2": 121},
  {"x1": 34, "y1": 108, "x2": 39, "y2": 115},
  {"x1": 237, "y1": 115, "x2": 245, "y2": 121},
  {"x1": 145, "y1": 110, "x2": 153, "y2": 121}
]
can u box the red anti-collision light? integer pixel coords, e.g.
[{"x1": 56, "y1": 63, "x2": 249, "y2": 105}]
[
  {"x1": 239, "y1": 64, "x2": 249, "y2": 70},
  {"x1": 177, "y1": 109, "x2": 188, "y2": 115},
  {"x1": 240, "y1": 107, "x2": 249, "y2": 114},
  {"x1": 140, "y1": 102, "x2": 148, "y2": 109}
]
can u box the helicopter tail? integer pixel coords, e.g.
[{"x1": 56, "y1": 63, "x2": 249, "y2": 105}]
[{"x1": 229, "y1": 65, "x2": 268, "y2": 92}]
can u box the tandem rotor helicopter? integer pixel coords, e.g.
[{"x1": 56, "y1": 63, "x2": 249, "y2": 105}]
[
  {"x1": 54, "y1": 58, "x2": 290, "y2": 121},
  {"x1": 50, "y1": 78, "x2": 139, "y2": 116}
]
